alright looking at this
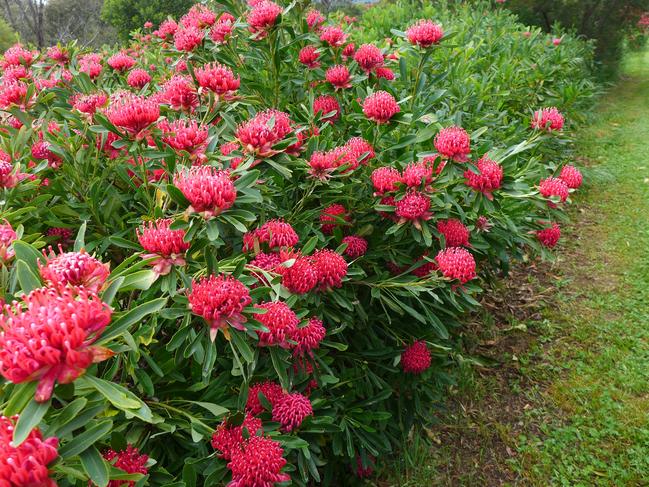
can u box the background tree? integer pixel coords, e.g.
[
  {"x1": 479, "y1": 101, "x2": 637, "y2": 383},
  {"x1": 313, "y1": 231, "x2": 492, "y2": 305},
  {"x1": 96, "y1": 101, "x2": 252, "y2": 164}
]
[
  {"x1": 101, "y1": 0, "x2": 195, "y2": 41},
  {"x1": 1, "y1": 0, "x2": 45, "y2": 47},
  {"x1": 45, "y1": 0, "x2": 117, "y2": 47},
  {"x1": 0, "y1": 16, "x2": 16, "y2": 50}
]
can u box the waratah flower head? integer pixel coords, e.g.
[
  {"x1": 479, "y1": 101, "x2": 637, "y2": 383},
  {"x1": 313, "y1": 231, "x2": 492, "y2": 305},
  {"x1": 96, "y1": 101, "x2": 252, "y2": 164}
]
[
  {"x1": 180, "y1": 4, "x2": 217, "y2": 28},
  {"x1": 354, "y1": 44, "x2": 384, "y2": 72},
  {"x1": 313, "y1": 95, "x2": 340, "y2": 122},
  {"x1": 291, "y1": 317, "x2": 326, "y2": 356},
  {"x1": 272, "y1": 392, "x2": 313, "y2": 432},
  {"x1": 247, "y1": 1, "x2": 282, "y2": 38},
  {"x1": 342, "y1": 42, "x2": 356, "y2": 59},
  {"x1": 71, "y1": 92, "x2": 108, "y2": 115},
  {"x1": 411, "y1": 253, "x2": 437, "y2": 278},
  {"x1": 326, "y1": 64, "x2": 352, "y2": 89},
  {"x1": 372, "y1": 166, "x2": 402, "y2": 195},
  {"x1": 464, "y1": 156, "x2": 503, "y2": 199},
  {"x1": 345, "y1": 137, "x2": 375, "y2": 165},
  {"x1": 306, "y1": 9, "x2": 325, "y2": 30},
  {"x1": 159, "y1": 118, "x2": 209, "y2": 159},
  {"x1": 155, "y1": 19, "x2": 179, "y2": 39},
  {"x1": 319, "y1": 26, "x2": 347, "y2": 47},
  {"x1": 0, "y1": 286, "x2": 113, "y2": 401},
  {"x1": 435, "y1": 247, "x2": 476, "y2": 284},
  {"x1": 559, "y1": 165, "x2": 582, "y2": 189},
  {"x1": 539, "y1": 177, "x2": 569, "y2": 206},
  {"x1": 308, "y1": 151, "x2": 337, "y2": 180},
  {"x1": 0, "y1": 160, "x2": 20, "y2": 189},
  {"x1": 401, "y1": 340, "x2": 432, "y2": 374},
  {"x1": 2, "y1": 44, "x2": 36, "y2": 67},
  {"x1": 281, "y1": 255, "x2": 319, "y2": 294},
  {"x1": 174, "y1": 26, "x2": 204, "y2": 51},
  {"x1": 406, "y1": 20, "x2": 444, "y2": 47},
  {"x1": 434, "y1": 126, "x2": 470, "y2": 162},
  {"x1": 531, "y1": 107, "x2": 564, "y2": 131},
  {"x1": 355, "y1": 455, "x2": 375, "y2": 479},
  {"x1": 245, "y1": 219, "x2": 299, "y2": 251},
  {"x1": 342, "y1": 235, "x2": 368, "y2": 259},
  {"x1": 156, "y1": 75, "x2": 198, "y2": 111},
  {"x1": 254, "y1": 301, "x2": 299, "y2": 347},
  {"x1": 299, "y1": 45, "x2": 320, "y2": 69},
  {"x1": 195, "y1": 62, "x2": 240, "y2": 98},
  {"x1": 320, "y1": 204, "x2": 350, "y2": 235},
  {"x1": 246, "y1": 380, "x2": 285, "y2": 415},
  {"x1": 212, "y1": 414, "x2": 263, "y2": 460},
  {"x1": 395, "y1": 191, "x2": 432, "y2": 228},
  {"x1": 313, "y1": 249, "x2": 347, "y2": 290},
  {"x1": 537, "y1": 222, "x2": 561, "y2": 248},
  {"x1": 402, "y1": 161, "x2": 434, "y2": 189},
  {"x1": 363, "y1": 91, "x2": 400, "y2": 124},
  {"x1": 476, "y1": 215, "x2": 492, "y2": 232},
  {"x1": 137, "y1": 219, "x2": 190, "y2": 276},
  {"x1": 126, "y1": 68, "x2": 151, "y2": 88},
  {"x1": 188, "y1": 274, "x2": 252, "y2": 340},
  {"x1": 375, "y1": 66, "x2": 395, "y2": 80},
  {"x1": 39, "y1": 248, "x2": 110, "y2": 292},
  {"x1": 103, "y1": 445, "x2": 149, "y2": 487},
  {"x1": 105, "y1": 92, "x2": 160, "y2": 139},
  {"x1": 0, "y1": 80, "x2": 29, "y2": 109},
  {"x1": 236, "y1": 109, "x2": 292, "y2": 157},
  {"x1": 0, "y1": 415, "x2": 59, "y2": 487},
  {"x1": 210, "y1": 19, "x2": 234, "y2": 44},
  {"x1": 437, "y1": 219, "x2": 470, "y2": 247},
  {"x1": 227, "y1": 435, "x2": 290, "y2": 487},
  {"x1": 173, "y1": 166, "x2": 237, "y2": 218},
  {"x1": 107, "y1": 52, "x2": 136, "y2": 72}
]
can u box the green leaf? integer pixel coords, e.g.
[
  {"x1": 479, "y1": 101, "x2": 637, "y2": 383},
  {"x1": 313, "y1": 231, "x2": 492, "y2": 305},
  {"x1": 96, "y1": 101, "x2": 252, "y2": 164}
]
[
  {"x1": 192, "y1": 401, "x2": 229, "y2": 418},
  {"x1": 12, "y1": 240, "x2": 44, "y2": 271},
  {"x1": 80, "y1": 446, "x2": 109, "y2": 487},
  {"x1": 59, "y1": 419, "x2": 113, "y2": 458},
  {"x1": 46, "y1": 398, "x2": 88, "y2": 436},
  {"x1": 269, "y1": 347, "x2": 289, "y2": 390},
  {"x1": 79, "y1": 376, "x2": 141, "y2": 409},
  {"x1": 118, "y1": 270, "x2": 157, "y2": 291},
  {"x1": 4, "y1": 382, "x2": 37, "y2": 415},
  {"x1": 230, "y1": 329, "x2": 254, "y2": 363},
  {"x1": 13, "y1": 399, "x2": 50, "y2": 446},
  {"x1": 166, "y1": 184, "x2": 189, "y2": 207},
  {"x1": 99, "y1": 298, "x2": 167, "y2": 344},
  {"x1": 74, "y1": 221, "x2": 87, "y2": 251},
  {"x1": 16, "y1": 260, "x2": 42, "y2": 293},
  {"x1": 101, "y1": 277, "x2": 125, "y2": 305}
]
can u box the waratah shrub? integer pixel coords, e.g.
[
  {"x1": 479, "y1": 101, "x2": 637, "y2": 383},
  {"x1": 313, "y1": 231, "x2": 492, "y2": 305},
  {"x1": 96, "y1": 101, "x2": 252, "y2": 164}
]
[{"x1": 0, "y1": 0, "x2": 594, "y2": 485}]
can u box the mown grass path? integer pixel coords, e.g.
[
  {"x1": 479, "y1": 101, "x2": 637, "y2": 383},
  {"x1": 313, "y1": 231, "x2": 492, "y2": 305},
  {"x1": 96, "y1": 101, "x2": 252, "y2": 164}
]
[{"x1": 388, "y1": 50, "x2": 649, "y2": 486}]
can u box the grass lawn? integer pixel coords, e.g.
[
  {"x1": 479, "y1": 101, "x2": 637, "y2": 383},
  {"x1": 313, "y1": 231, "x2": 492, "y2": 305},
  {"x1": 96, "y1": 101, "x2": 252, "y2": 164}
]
[{"x1": 384, "y1": 49, "x2": 649, "y2": 486}]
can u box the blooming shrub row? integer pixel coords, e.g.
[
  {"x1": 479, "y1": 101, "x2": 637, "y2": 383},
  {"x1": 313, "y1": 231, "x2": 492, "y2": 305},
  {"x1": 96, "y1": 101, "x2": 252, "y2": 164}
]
[{"x1": 0, "y1": 0, "x2": 595, "y2": 485}]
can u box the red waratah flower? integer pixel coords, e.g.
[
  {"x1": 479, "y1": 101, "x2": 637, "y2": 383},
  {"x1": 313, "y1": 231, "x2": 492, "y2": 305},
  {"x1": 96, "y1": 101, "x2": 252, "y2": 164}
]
[
  {"x1": 174, "y1": 26, "x2": 204, "y2": 51},
  {"x1": 342, "y1": 235, "x2": 368, "y2": 258},
  {"x1": 272, "y1": 392, "x2": 313, "y2": 432},
  {"x1": 435, "y1": 247, "x2": 476, "y2": 284},
  {"x1": 299, "y1": 46, "x2": 321, "y2": 69},
  {"x1": 246, "y1": 381, "x2": 285, "y2": 415},
  {"x1": 539, "y1": 177, "x2": 569, "y2": 206},
  {"x1": 355, "y1": 455, "x2": 375, "y2": 479},
  {"x1": 159, "y1": 118, "x2": 209, "y2": 159},
  {"x1": 531, "y1": 107, "x2": 564, "y2": 131},
  {"x1": 402, "y1": 161, "x2": 434, "y2": 189},
  {"x1": 46, "y1": 227, "x2": 73, "y2": 247},
  {"x1": 281, "y1": 256, "x2": 319, "y2": 294},
  {"x1": 0, "y1": 223, "x2": 16, "y2": 263},
  {"x1": 552, "y1": 37, "x2": 562, "y2": 46},
  {"x1": 126, "y1": 68, "x2": 151, "y2": 88},
  {"x1": 173, "y1": 166, "x2": 237, "y2": 218},
  {"x1": 476, "y1": 215, "x2": 491, "y2": 232},
  {"x1": 401, "y1": 340, "x2": 432, "y2": 374},
  {"x1": 188, "y1": 274, "x2": 252, "y2": 340},
  {"x1": 2, "y1": 44, "x2": 36, "y2": 67},
  {"x1": 464, "y1": 156, "x2": 503, "y2": 199},
  {"x1": 559, "y1": 164, "x2": 583, "y2": 189},
  {"x1": 537, "y1": 222, "x2": 561, "y2": 248},
  {"x1": 0, "y1": 160, "x2": 19, "y2": 189},
  {"x1": 247, "y1": 1, "x2": 282, "y2": 38},
  {"x1": 105, "y1": 93, "x2": 160, "y2": 139},
  {"x1": 39, "y1": 248, "x2": 110, "y2": 292},
  {"x1": 254, "y1": 301, "x2": 299, "y2": 347},
  {"x1": 325, "y1": 64, "x2": 352, "y2": 89},
  {"x1": 319, "y1": 26, "x2": 347, "y2": 47},
  {"x1": 0, "y1": 415, "x2": 59, "y2": 486},
  {"x1": 156, "y1": 75, "x2": 198, "y2": 111},
  {"x1": 320, "y1": 204, "x2": 350, "y2": 234},
  {"x1": 210, "y1": 19, "x2": 234, "y2": 44},
  {"x1": 312, "y1": 249, "x2": 347, "y2": 290},
  {"x1": 212, "y1": 414, "x2": 263, "y2": 460},
  {"x1": 434, "y1": 126, "x2": 470, "y2": 162},
  {"x1": 0, "y1": 286, "x2": 113, "y2": 402},
  {"x1": 342, "y1": 42, "x2": 356, "y2": 59},
  {"x1": 395, "y1": 191, "x2": 432, "y2": 228},
  {"x1": 437, "y1": 218, "x2": 470, "y2": 247},
  {"x1": 410, "y1": 252, "x2": 437, "y2": 278},
  {"x1": 0, "y1": 80, "x2": 29, "y2": 109},
  {"x1": 156, "y1": 19, "x2": 178, "y2": 39},
  {"x1": 306, "y1": 9, "x2": 325, "y2": 30},
  {"x1": 372, "y1": 166, "x2": 402, "y2": 195},
  {"x1": 181, "y1": 4, "x2": 217, "y2": 28},
  {"x1": 227, "y1": 435, "x2": 290, "y2": 487},
  {"x1": 345, "y1": 136, "x2": 375, "y2": 165},
  {"x1": 103, "y1": 445, "x2": 149, "y2": 487},
  {"x1": 247, "y1": 219, "x2": 299, "y2": 250},
  {"x1": 375, "y1": 66, "x2": 395, "y2": 80},
  {"x1": 71, "y1": 92, "x2": 108, "y2": 115},
  {"x1": 137, "y1": 219, "x2": 190, "y2": 276},
  {"x1": 236, "y1": 109, "x2": 292, "y2": 157},
  {"x1": 195, "y1": 62, "x2": 240, "y2": 99},
  {"x1": 362, "y1": 90, "x2": 400, "y2": 123},
  {"x1": 354, "y1": 44, "x2": 384, "y2": 72},
  {"x1": 313, "y1": 95, "x2": 340, "y2": 122},
  {"x1": 308, "y1": 151, "x2": 338, "y2": 180},
  {"x1": 291, "y1": 317, "x2": 326, "y2": 356},
  {"x1": 107, "y1": 52, "x2": 136, "y2": 72},
  {"x1": 406, "y1": 20, "x2": 444, "y2": 47}
]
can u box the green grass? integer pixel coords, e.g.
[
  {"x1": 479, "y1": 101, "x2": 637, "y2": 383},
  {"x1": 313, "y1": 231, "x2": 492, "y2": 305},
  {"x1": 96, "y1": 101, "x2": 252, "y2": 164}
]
[{"x1": 383, "y1": 50, "x2": 649, "y2": 486}]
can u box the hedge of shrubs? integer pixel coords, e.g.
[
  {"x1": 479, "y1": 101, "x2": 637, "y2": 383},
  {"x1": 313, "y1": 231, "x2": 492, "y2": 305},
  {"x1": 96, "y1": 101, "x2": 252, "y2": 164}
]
[{"x1": 0, "y1": 0, "x2": 596, "y2": 485}]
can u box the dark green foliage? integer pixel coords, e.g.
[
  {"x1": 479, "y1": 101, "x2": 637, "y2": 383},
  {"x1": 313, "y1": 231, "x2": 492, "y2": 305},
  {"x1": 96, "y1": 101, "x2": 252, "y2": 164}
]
[{"x1": 101, "y1": 0, "x2": 196, "y2": 40}]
